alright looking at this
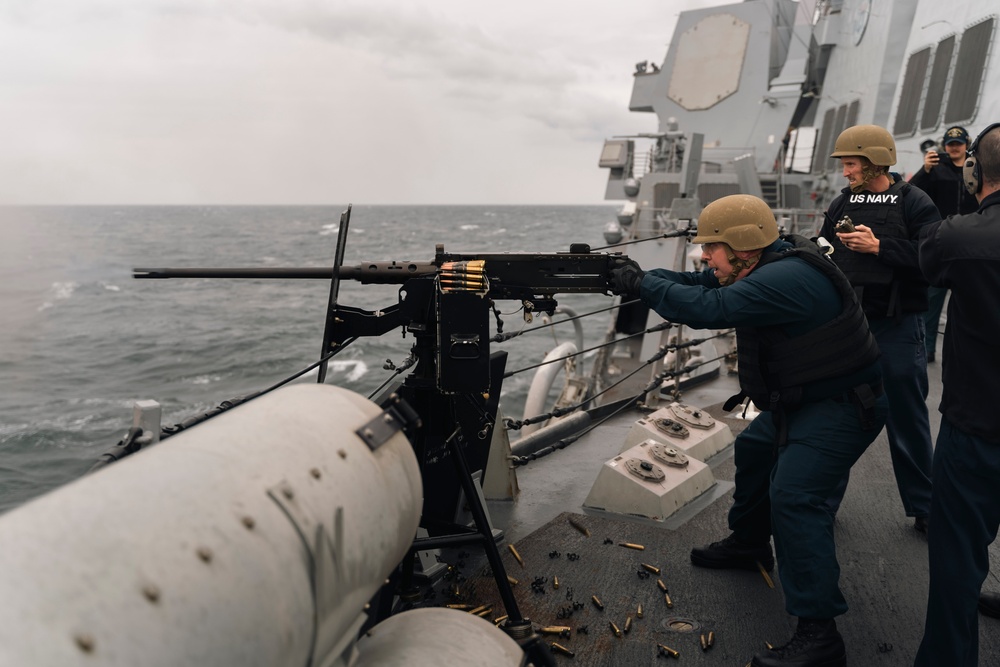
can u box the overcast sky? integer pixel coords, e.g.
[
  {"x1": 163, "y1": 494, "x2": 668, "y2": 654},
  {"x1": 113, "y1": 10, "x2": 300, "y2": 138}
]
[{"x1": 0, "y1": 0, "x2": 727, "y2": 205}]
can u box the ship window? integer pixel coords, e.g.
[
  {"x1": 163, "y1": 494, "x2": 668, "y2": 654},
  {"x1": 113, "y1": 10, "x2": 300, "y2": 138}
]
[
  {"x1": 826, "y1": 104, "x2": 849, "y2": 172},
  {"x1": 697, "y1": 183, "x2": 741, "y2": 203},
  {"x1": 846, "y1": 100, "x2": 860, "y2": 128},
  {"x1": 782, "y1": 184, "x2": 802, "y2": 208},
  {"x1": 814, "y1": 108, "x2": 836, "y2": 174},
  {"x1": 785, "y1": 127, "x2": 817, "y2": 173},
  {"x1": 599, "y1": 140, "x2": 632, "y2": 169},
  {"x1": 893, "y1": 47, "x2": 931, "y2": 137},
  {"x1": 653, "y1": 182, "x2": 681, "y2": 211},
  {"x1": 945, "y1": 18, "x2": 995, "y2": 125},
  {"x1": 921, "y1": 36, "x2": 956, "y2": 131}
]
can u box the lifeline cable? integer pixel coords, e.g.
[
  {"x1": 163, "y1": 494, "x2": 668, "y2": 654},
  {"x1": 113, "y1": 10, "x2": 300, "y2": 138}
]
[
  {"x1": 510, "y1": 351, "x2": 731, "y2": 466},
  {"x1": 506, "y1": 339, "x2": 732, "y2": 430},
  {"x1": 491, "y1": 300, "x2": 639, "y2": 343}
]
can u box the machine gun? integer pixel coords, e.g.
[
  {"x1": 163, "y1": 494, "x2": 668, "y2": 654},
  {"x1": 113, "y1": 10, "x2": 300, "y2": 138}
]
[
  {"x1": 136, "y1": 243, "x2": 616, "y2": 393},
  {"x1": 133, "y1": 207, "x2": 627, "y2": 658}
]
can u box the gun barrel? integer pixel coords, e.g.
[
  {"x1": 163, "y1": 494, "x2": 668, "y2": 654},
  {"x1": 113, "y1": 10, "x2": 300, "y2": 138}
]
[{"x1": 134, "y1": 262, "x2": 438, "y2": 283}]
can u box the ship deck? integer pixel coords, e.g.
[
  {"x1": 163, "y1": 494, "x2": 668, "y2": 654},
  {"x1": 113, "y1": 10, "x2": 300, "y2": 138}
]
[{"x1": 439, "y1": 356, "x2": 1000, "y2": 665}]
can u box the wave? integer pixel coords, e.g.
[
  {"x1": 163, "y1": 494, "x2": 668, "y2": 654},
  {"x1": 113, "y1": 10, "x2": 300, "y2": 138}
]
[{"x1": 37, "y1": 281, "x2": 79, "y2": 311}]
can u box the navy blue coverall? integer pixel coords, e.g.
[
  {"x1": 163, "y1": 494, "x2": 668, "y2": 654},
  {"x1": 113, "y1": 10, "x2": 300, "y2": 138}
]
[
  {"x1": 638, "y1": 238, "x2": 888, "y2": 618},
  {"x1": 915, "y1": 190, "x2": 1000, "y2": 667},
  {"x1": 820, "y1": 176, "x2": 939, "y2": 521}
]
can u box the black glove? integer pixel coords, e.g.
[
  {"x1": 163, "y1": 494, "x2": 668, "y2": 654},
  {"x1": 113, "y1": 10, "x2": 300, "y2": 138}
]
[{"x1": 609, "y1": 257, "x2": 645, "y2": 297}]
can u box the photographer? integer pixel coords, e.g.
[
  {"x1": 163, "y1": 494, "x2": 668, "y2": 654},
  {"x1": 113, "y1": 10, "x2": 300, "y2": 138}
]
[
  {"x1": 914, "y1": 122, "x2": 1000, "y2": 666},
  {"x1": 908, "y1": 126, "x2": 979, "y2": 361}
]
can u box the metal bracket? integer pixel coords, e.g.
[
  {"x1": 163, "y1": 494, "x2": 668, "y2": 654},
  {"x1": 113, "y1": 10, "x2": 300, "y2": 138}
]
[{"x1": 355, "y1": 394, "x2": 421, "y2": 451}]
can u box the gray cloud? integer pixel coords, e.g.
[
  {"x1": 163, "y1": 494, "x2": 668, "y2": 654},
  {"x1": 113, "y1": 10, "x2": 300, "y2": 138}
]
[{"x1": 0, "y1": 0, "x2": 722, "y2": 204}]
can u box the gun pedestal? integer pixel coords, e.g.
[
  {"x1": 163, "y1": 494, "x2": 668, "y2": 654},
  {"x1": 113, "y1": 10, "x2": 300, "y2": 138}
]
[{"x1": 401, "y1": 285, "x2": 525, "y2": 614}]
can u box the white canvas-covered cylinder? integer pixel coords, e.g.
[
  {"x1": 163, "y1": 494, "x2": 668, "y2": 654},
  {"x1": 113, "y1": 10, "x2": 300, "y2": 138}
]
[
  {"x1": 354, "y1": 608, "x2": 524, "y2": 667},
  {"x1": 0, "y1": 384, "x2": 422, "y2": 667}
]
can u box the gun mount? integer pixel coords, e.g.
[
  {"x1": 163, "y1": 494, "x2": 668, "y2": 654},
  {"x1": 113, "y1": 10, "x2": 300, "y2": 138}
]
[{"x1": 130, "y1": 210, "x2": 626, "y2": 663}]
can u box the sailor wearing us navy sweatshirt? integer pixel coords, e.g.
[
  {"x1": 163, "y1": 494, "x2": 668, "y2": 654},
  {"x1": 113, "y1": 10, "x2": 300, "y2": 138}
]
[{"x1": 820, "y1": 124, "x2": 941, "y2": 533}]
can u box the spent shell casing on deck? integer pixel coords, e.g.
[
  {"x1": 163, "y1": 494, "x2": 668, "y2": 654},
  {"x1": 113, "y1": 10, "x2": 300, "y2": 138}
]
[
  {"x1": 550, "y1": 642, "x2": 575, "y2": 657},
  {"x1": 508, "y1": 544, "x2": 525, "y2": 568},
  {"x1": 757, "y1": 560, "x2": 776, "y2": 589},
  {"x1": 591, "y1": 595, "x2": 604, "y2": 610},
  {"x1": 637, "y1": 603, "x2": 644, "y2": 618},
  {"x1": 609, "y1": 621, "x2": 621, "y2": 638},
  {"x1": 619, "y1": 542, "x2": 645, "y2": 550},
  {"x1": 708, "y1": 631, "x2": 715, "y2": 648},
  {"x1": 657, "y1": 578, "x2": 668, "y2": 592},
  {"x1": 658, "y1": 643, "x2": 680, "y2": 659},
  {"x1": 640, "y1": 563, "x2": 660, "y2": 575},
  {"x1": 664, "y1": 593, "x2": 673, "y2": 608},
  {"x1": 624, "y1": 616, "x2": 633, "y2": 634},
  {"x1": 568, "y1": 517, "x2": 591, "y2": 537},
  {"x1": 553, "y1": 575, "x2": 560, "y2": 590},
  {"x1": 507, "y1": 575, "x2": 519, "y2": 586}
]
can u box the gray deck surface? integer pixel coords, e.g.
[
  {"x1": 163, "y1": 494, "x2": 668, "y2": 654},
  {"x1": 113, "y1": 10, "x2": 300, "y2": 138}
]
[{"x1": 447, "y1": 355, "x2": 1000, "y2": 666}]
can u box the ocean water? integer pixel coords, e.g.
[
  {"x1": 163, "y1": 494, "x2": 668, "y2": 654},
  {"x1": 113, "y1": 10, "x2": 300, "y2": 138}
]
[{"x1": 0, "y1": 204, "x2": 617, "y2": 514}]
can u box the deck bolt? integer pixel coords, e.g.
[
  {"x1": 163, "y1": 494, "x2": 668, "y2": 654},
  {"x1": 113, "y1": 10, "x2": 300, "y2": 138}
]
[
  {"x1": 142, "y1": 584, "x2": 161, "y2": 603},
  {"x1": 74, "y1": 634, "x2": 95, "y2": 653},
  {"x1": 338, "y1": 449, "x2": 347, "y2": 459},
  {"x1": 241, "y1": 516, "x2": 255, "y2": 530},
  {"x1": 282, "y1": 487, "x2": 294, "y2": 500},
  {"x1": 310, "y1": 468, "x2": 321, "y2": 479},
  {"x1": 196, "y1": 547, "x2": 213, "y2": 563}
]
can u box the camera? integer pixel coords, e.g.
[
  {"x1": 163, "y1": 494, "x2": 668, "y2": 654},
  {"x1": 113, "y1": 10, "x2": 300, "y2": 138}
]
[{"x1": 834, "y1": 216, "x2": 855, "y2": 234}]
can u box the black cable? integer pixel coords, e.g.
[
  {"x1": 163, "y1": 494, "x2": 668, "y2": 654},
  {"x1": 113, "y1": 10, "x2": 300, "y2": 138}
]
[
  {"x1": 492, "y1": 300, "x2": 639, "y2": 343},
  {"x1": 367, "y1": 353, "x2": 417, "y2": 400},
  {"x1": 159, "y1": 339, "x2": 357, "y2": 441},
  {"x1": 589, "y1": 229, "x2": 693, "y2": 252},
  {"x1": 504, "y1": 323, "x2": 671, "y2": 378}
]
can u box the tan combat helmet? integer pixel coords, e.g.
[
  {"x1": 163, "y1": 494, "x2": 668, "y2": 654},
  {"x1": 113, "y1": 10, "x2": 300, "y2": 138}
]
[
  {"x1": 830, "y1": 124, "x2": 897, "y2": 166},
  {"x1": 692, "y1": 194, "x2": 779, "y2": 251}
]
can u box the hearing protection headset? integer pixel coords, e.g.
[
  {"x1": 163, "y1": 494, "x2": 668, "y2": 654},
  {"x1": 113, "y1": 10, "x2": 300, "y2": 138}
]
[{"x1": 963, "y1": 122, "x2": 1000, "y2": 195}]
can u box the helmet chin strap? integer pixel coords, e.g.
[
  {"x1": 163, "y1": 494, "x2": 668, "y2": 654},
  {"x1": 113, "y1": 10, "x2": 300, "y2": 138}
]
[
  {"x1": 718, "y1": 249, "x2": 761, "y2": 286},
  {"x1": 850, "y1": 164, "x2": 887, "y2": 193}
]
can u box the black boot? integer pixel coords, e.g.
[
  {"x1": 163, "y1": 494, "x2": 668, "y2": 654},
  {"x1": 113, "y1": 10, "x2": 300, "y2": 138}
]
[
  {"x1": 690, "y1": 533, "x2": 774, "y2": 572},
  {"x1": 751, "y1": 618, "x2": 846, "y2": 667},
  {"x1": 980, "y1": 591, "x2": 1000, "y2": 619}
]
